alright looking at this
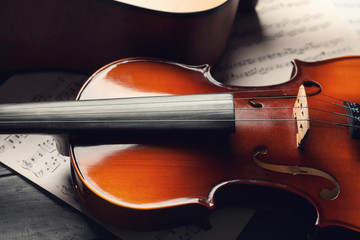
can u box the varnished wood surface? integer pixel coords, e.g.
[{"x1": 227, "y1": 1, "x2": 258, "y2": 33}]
[
  {"x1": 0, "y1": 0, "x2": 245, "y2": 73},
  {"x1": 71, "y1": 57, "x2": 360, "y2": 232}
]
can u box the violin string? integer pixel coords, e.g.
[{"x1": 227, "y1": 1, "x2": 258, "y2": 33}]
[
  {"x1": 316, "y1": 92, "x2": 354, "y2": 103},
  {"x1": 233, "y1": 95, "x2": 297, "y2": 101},
  {"x1": 307, "y1": 96, "x2": 350, "y2": 109},
  {"x1": 0, "y1": 88, "x2": 313, "y2": 111},
  {"x1": 0, "y1": 95, "x2": 348, "y2": 113},
  {"x1": 226, "y1": 87, "x2": 319, "y2": 96},
  {"x1": 0, "y1": 105, "x2": 356, "y2": 121},
  {"x1": 235, "y1": 118, "x2": 358, "y2": 129},
  {"x1": 0, "y1": 118, "x2": 357, "y2": 129},
  {"x1": 235, "y1": 106, "x2": 356, "y2": 120},
  {"x1": 0, "y1": 105, "x2": 354, "y2": 120},
  {"x1": 0, "y1": 92, "x2": 352, "y2": 111},
  {"x1": 0, "y1": 102, "x2": 357, "y2": 128},
  {"x1": 0, "y1": 93, "x2": 357, "y2": 129},
  {"x1": 1, "y1": 91, "x2": 356, "y2": 121},
  {"x1": 233, "y1": 95, "x2": 351, "y2": 110},
  {"x1": 235, "y1": 94, "x2": 357, "y2": 111}
]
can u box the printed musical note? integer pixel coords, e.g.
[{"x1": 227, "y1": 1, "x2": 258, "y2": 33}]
[
  {"x1": 0, "y1": 134, "x2": 27, "y2": 152},
  {"x1": 61, "y1": 184, "x2": 74, "y2": 197},
  {"x1": 19, "y1": 138, "x2": 66, "y2": 178},
  {"x1": 38, "y1": 139, "x2": 57, "y2": 153},
  {"x1": 0, "y1": 72, "x2": 87, "y2": 213},
  {"x1": 30, "y1": 74, "x2": 84, "y2": 102}
]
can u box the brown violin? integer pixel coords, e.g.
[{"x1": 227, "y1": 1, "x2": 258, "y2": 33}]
[{"x1": 0, "y1": 56, "x2": 359, "y2": 235}]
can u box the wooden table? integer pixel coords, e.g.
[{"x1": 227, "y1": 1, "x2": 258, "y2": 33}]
[{"x1": 0, "y1": 163, "x2": 119, "y2": 239}]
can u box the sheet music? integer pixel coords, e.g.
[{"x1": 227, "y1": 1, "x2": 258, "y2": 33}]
[
  {"x1": 330, "y1": 0, "x2": 360, "y2": 36},
  {"x1": 213, "y1": 0, "x2": 360, "y2": 86},
  {"x1": 1, "y1": 0, "x2": 359, "y2": 239},
  {"x1": 0, "y1": 72, "x2": 86, "y2": 210}
]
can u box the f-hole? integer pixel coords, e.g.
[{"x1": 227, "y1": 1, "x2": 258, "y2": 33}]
[
  {"x1": 249, "y1": 100, "x2": 264, "y2": 108},
  {"x1": 303, "y1": 80, "x2": 322, "y2": 96}
]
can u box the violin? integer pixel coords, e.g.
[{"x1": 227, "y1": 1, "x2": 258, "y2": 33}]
[{"x1": 0, "y1": 56, "x2": 359, "y2": 235}]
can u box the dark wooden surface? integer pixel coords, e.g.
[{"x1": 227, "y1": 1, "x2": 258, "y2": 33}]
[{"x1": 0, "y1": 163, "x2": 119, "y2": 239}]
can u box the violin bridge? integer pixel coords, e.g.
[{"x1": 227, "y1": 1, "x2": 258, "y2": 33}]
[{"x1": 293, "y1": 85, "x2": 310, "y2": 149}]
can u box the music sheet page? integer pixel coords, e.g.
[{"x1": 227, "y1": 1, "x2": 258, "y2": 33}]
[
  {"x1": 0, "y1": 0, "x2": 359, "y2": 239},
  {"x1": 330, "y1": 0, "x2": 360, "y2": 36},
  {"x1": 0, "y1": 73, "x2": 86, "y2": 210},
  {"x1": 213, "y1": 0, "x2": 360, "y2": 86}
]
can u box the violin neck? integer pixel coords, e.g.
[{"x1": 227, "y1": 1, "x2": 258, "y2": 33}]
[{"x1": 0, "y1": 93, "x2": 235, "y2": 135}]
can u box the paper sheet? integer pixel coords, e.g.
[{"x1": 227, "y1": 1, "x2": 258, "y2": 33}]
[
  {"x1": 0, "y1": 72, "x2": 86, "y2": 210},
  {"x1": 213, "y1": 0, "x2": 360, "y2": 86},
  {"x1": 1, "y1": 0, "x2": 359, "y2": 239},
  {"x1": 330, "y1": 0, "x2": 360, "y2": 36}
]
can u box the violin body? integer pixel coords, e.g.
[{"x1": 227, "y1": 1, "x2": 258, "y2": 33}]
[
  {"x1": 70, "y1": 56, "x2": 360, "y2": 232},
  {"x1": 0, "y1": 0, "x2": 257, "y2": 73}
]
